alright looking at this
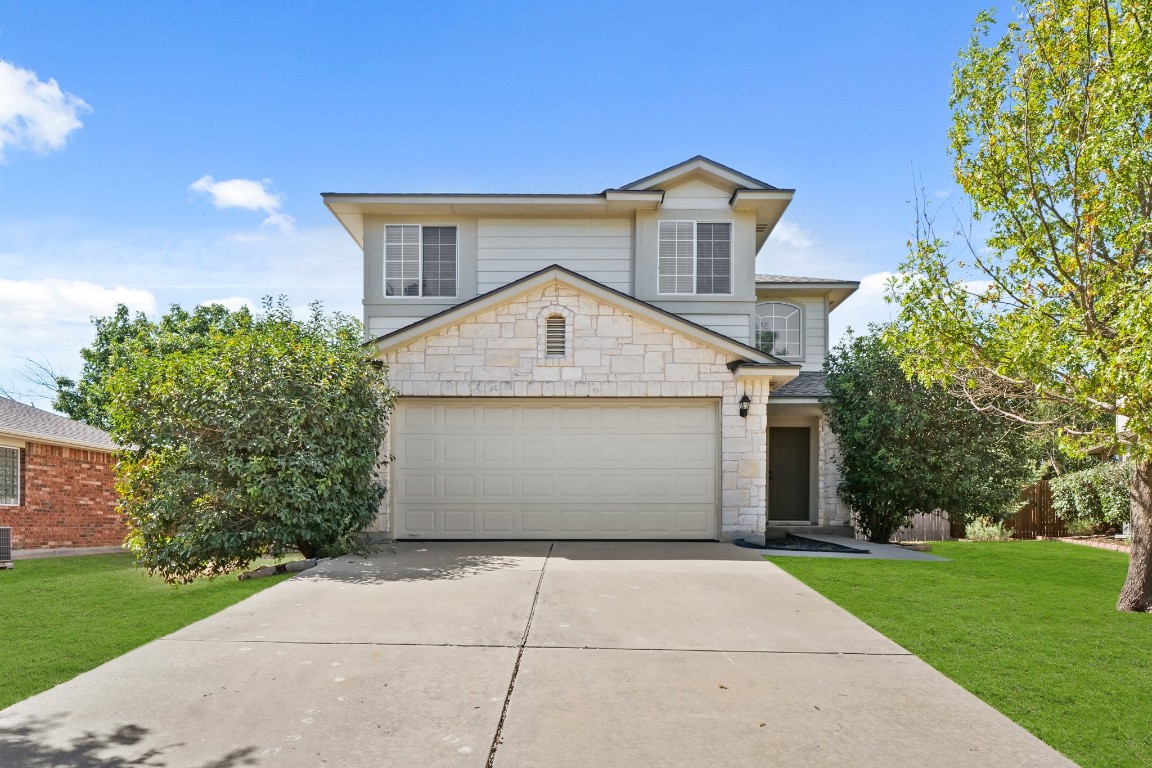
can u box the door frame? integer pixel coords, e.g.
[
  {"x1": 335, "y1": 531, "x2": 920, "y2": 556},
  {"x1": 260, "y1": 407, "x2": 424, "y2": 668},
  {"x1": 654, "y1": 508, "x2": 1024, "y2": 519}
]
[{"x1": 766, "y1": 418, "x2": 819, "y2": 523}]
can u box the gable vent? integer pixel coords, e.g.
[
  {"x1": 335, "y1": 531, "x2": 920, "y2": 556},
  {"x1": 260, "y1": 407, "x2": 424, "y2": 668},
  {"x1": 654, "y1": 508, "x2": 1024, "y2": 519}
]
[{"x1": 545, "y1": 315, "x2": 566, "y2": 356}]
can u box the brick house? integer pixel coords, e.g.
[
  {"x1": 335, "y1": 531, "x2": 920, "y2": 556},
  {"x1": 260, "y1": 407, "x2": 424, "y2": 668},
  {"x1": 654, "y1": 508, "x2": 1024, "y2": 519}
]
[{"x1": 0, "y1": 397, "x2": 124, "y2": 551}]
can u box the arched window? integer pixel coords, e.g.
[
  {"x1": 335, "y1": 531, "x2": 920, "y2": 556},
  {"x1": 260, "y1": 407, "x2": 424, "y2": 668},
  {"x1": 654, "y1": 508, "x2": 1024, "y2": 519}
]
[
  {"x1": 545, "y1": 315, "x2": 566, "y2": 356},
  {"x1": 756, "y1": 302, "x2": 802, "y2": 359}
]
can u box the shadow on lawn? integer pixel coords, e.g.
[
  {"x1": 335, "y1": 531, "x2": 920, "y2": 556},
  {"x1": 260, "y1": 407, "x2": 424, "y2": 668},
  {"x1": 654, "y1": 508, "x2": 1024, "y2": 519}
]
[{"x1": 0, "y1": 713, "x2": 258, "y2": 768}]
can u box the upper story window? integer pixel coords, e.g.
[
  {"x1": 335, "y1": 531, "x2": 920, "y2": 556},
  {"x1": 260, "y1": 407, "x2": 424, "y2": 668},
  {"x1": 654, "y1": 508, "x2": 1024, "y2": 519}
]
[
  {"x1": 0, "y1": 446, "x2": 19, "y2": 506},
  {"x1": 385, "y1": 225, "x2": 457, "y2": 297},
  {"x1": 756, "y1": 302, "x2": 802, "y2": 359},
  {"x1": 658, "y1": 221, "x2": 731, "y2": 295}
]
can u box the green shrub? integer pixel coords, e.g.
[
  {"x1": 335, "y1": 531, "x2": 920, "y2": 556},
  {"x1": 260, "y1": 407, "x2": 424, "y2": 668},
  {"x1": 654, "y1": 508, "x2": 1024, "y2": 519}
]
[
  {"x1": 1050, "y1": 462, "x2": 1133, "y2": 533},
  {"x1": 965, "y1": 517, "x2": 1014, "y2": 541}
]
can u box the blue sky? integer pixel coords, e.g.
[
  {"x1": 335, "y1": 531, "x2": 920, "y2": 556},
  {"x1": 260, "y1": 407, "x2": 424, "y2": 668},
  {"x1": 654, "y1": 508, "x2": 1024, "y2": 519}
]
[{"x1": 0, "y1": 0, "x2": 999, "y2": 405}]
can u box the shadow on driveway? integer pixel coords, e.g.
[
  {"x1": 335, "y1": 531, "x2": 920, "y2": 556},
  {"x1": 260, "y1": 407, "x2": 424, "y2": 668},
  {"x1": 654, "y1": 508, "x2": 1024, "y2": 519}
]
[{"x1": 0, "y1": 713, "x2": 259, "y2": 768}]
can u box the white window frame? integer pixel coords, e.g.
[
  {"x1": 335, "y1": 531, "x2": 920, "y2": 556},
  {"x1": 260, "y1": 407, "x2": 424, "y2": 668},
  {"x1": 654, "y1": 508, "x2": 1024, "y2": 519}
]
[
  {"x1": 657, "y1": 220, "x2": 733, "y2": 296},
  {"x1": 755, "y1": 301, "x2": 804, "y2": 360},
  {"x1": 0, "y1": 445, "x2": 19, "y2": 507},
  {"x1": 384, "y1": 224, "x2": 459, "y2": 299}
]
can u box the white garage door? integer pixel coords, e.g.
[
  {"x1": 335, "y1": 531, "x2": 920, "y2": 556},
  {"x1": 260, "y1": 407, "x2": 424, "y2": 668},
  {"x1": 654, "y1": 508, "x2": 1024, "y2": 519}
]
[{"x1": 392, "y1": 398, "x2": 719, "y2": 539}]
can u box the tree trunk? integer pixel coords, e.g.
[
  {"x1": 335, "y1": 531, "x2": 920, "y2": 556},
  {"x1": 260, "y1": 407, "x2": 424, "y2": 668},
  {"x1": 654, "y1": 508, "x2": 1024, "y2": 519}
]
[{"x1": 1116, "y1": 459, "x2": 1152, "y2": 612}]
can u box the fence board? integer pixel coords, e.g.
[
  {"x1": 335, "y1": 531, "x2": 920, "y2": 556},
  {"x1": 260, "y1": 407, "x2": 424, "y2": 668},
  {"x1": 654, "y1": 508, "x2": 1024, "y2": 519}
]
[{"x1": 1007, "y1": 480, "x2": 1066, "y2": 539}]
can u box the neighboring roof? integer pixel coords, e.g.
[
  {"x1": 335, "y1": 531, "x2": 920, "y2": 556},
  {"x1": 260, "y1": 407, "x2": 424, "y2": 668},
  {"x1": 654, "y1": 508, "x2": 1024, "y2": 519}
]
[
  {"x1": 770, "y1": 371, "x2": 830, "y2": 400},
  {"x1": 0, "y1": 398, "x2": 117, "y2": 452},
  {"x1": 371, "y1": 264, "x2": 798, "y2": 373}
]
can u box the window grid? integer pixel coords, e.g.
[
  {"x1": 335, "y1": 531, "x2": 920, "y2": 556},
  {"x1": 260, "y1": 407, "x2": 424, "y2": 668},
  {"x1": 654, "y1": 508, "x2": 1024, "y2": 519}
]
[
  {"x1": 0, "y1": 446, "x2": 19, "y2": 506},
  {"x1": 384, "y1": 225, "x2": 457, "y2": 297},
  {"x1": 658, "y1": 221, "x2": 731, "y2": 295},
  {"x1": 756, "y1": 302, "x2": 802, "y2": 359}
]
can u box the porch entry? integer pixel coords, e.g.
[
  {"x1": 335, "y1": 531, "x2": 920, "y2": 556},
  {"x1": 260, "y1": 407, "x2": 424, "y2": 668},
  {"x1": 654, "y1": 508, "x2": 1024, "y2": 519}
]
[{"x1": 768, "y1": 426, "x2": 810, "y2": 521}]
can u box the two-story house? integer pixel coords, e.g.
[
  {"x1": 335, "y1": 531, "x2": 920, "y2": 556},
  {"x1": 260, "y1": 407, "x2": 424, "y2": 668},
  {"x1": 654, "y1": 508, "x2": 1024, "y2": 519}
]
[{"x1": 324, "y1": 156, "x2": 857, "y2": 544}]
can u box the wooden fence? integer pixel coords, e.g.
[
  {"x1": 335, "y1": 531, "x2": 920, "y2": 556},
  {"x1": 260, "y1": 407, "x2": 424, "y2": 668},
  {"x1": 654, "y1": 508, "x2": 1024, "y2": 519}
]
[
  {"x1": 850, "y1": 481, "x2": 1065, "y2": 542},
  {"x1": 1006, "y1": 479, "x2": 1066, "y2": 539}
]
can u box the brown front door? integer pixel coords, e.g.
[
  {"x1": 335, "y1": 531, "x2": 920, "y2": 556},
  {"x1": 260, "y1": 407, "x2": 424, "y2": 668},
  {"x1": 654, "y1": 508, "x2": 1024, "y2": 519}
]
[{"x1": 768, "y1": 427, "x2": 810, "y2": 521}]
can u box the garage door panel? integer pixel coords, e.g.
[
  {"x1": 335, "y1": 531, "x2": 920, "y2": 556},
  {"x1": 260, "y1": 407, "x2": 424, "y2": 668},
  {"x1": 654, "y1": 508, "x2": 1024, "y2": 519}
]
[
  {"x1": 442, "y1": 475, "x2": 475, "y2": 498},
  {"x1": 442, "y1": 406, "x2": 476, "y2": 429},
  {"x1": 443, "y1": 440, "x2": 474, "y2": 462},
  {"x1": 394, "y1": 399, "x2": 718, "y2": 539}
]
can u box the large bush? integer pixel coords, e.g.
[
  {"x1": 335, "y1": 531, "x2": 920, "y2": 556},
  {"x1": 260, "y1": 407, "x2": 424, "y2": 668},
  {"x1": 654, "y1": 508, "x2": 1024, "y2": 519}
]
[
  {"x1": 825, "y1": 326, "x2": 1033, "y2": 543},
  {"x1": 1051, "y1": 462, "x2": 1134, "y2": 534},
  {"x1": 104, "y1": 300, "x2": 395, "y2": 583}
]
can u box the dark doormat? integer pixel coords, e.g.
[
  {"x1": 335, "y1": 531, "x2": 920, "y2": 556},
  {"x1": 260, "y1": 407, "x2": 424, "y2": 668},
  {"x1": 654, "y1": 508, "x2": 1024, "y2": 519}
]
[{"x1": 734, "y1": 534, "x2": 870, "y2": 554}]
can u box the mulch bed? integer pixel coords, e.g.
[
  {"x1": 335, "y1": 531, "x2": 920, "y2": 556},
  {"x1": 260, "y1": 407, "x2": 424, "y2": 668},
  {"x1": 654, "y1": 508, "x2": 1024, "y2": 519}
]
[{"x1": 735, "y1": 535, "x2": 871, "y2": 554}]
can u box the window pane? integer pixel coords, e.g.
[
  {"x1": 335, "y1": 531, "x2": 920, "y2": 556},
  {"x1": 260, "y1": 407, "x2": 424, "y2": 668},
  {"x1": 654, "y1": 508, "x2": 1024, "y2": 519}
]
[
  {"x1": 756, "y1": 302, "x2": 802, "y2": 358},
  {"x1": 385, "y1": 225, "x2": 421, "y2": 297},
  {"x1": 421, "y1": 226, "x2": 457, "y2": 297},
  {"x1": 0, "y1": 446, "x2": 18, "y2": 505},
  {"x1": 658, "y1": 221, "x2": 695, "y2": 294},
  {"x1": 695, "y1": 223, "x2": 730, "y2": 294}
]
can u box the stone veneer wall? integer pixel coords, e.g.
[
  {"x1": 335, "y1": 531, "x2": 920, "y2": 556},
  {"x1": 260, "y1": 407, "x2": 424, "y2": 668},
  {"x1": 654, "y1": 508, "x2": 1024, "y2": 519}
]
[
  {"x1": 817, "y1": 418, "x2": 851, "y2": 527},
  {"x1": 374, "y1": 281, "x2": 769, "y2": 538},
  {"x1": 0, "y1": 441, "x2": 124, "y2": 550}
]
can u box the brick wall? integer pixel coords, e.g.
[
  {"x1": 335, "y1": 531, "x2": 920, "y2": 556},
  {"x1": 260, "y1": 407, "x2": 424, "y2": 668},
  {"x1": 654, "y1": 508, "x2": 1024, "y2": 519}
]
[{"x1": 0, "y1": 441, "x2": 125, "y2": 550}]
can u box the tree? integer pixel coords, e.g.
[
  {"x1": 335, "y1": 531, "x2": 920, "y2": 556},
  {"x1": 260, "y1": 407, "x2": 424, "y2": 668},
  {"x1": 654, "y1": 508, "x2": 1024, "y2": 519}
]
[
  {"x1": 824, "y1": 327, "x2": 1034, "y2": 543},
  {"x1": 104, "y1": 299, "x2": 394, "y2": 583},
  {"x1": 889, "y1": 1, "x2": 1152, "y2": 610},
  {"x1": 55, "y1": 303, "x2": 249, "y2": 431}
]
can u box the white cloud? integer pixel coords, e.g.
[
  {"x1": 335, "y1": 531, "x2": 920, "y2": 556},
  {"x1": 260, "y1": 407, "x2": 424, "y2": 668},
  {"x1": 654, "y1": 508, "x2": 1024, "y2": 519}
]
[
  {"x1": 0, "y1": 60, "x2": 91, "y2": 162},
  {"x1": 828, "y1": 271, "x2": 898, "y2": 346},
  {"x1": 0, "y1": 220, "x2": 360, "y2": 393},
  {"x1": 190, "y1": 175, "x2": 296, "y2": 231},
  {"x1": 770, "y1": 220, "x2": 815, "y2": 250}
]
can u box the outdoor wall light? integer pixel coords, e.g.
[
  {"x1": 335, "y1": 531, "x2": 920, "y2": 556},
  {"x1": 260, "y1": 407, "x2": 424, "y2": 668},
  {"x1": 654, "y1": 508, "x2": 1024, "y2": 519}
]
[{"x1": 738, "y1": 393, "x2": 751, "y2": 418}]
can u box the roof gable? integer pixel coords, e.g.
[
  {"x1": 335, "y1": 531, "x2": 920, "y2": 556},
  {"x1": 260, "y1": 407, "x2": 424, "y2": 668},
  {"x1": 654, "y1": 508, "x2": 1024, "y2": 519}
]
[{"x1": 616, "y1": 156, "x2": 783, "y2": 193}]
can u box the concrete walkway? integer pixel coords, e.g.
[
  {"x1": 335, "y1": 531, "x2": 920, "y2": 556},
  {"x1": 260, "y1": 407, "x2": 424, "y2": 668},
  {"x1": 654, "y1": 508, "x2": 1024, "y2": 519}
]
[{"x1": 0, "y1": 541, "x2": 1074, "y2": 767}]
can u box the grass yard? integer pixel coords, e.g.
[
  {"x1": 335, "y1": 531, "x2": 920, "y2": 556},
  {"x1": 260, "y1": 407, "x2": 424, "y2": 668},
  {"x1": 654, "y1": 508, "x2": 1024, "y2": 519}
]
[
  {"x1": 0, "y1": 554, "x2": 290, "y2": 710},
  {"x1": 768, "y1": 541, "x2": 1152, "y2": 768}
]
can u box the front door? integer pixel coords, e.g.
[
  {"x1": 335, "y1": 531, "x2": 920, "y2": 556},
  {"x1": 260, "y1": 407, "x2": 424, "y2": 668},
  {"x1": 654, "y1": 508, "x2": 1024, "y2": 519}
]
[{"x1": 768, "y1": 427, "x2": 810, "y2": 521}]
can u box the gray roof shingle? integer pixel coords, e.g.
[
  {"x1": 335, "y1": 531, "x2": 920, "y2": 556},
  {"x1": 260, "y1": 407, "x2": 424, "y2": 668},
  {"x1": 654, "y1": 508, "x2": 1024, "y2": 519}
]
[
  {"x1": 771, "y1": 371, "x2": 830, "y2": 399},
  {"x1": 0, "y1": 398, "x2": 117, "y2": 451},
  {"x1": 756, "y1": 274, "x2": 859, "y2": 285}
]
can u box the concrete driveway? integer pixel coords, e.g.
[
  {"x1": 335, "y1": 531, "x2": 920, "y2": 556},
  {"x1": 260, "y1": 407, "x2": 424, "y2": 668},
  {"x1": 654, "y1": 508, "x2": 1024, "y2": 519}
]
[{"x1": 0, "y1": 542, "x2": 1075, "y2": 767}]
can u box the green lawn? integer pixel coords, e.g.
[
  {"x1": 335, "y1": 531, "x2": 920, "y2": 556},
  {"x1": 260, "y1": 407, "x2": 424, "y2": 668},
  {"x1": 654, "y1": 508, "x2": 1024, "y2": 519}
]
[
  {"x1": 768, "y1": 541, "x2": 1152, "y2": 768},
  {"x1": 0, "y1": 553, "x2": 290, "y2": 710}
]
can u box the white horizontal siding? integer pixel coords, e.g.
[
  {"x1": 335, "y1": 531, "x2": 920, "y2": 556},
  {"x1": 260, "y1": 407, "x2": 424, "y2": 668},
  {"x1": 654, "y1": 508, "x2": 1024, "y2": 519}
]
[
  {"x1": 477, "y1": 218, "x2": 631, "y2": 294},
  {"x1": 676, "y1": 313, "x2": 751, "y2": 345},
  {"x1": 796, "y1": 299, "x2": 827, "y2": 371},
  {"x1": 660, "y1": 179, "x2": 732, "y2": 210},
  {"x1": 368, "y1": 315, "x2": 429, "y2": 338}
]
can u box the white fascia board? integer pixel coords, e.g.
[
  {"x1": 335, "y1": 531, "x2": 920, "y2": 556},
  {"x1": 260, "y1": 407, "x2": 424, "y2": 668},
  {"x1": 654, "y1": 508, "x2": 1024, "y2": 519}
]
[
  {"x1": 734, "y1": 366, "x2": 800, "y2": 385},
  {"x1": 374, "y1": 268, "x2": 781, "y2": 365}
]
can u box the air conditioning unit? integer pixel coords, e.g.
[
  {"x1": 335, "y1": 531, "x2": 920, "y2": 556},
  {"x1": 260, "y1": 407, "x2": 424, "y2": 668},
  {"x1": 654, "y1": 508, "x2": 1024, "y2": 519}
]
[{"x1": 0, "y1": 527, "x2": 12, "y2": 569}]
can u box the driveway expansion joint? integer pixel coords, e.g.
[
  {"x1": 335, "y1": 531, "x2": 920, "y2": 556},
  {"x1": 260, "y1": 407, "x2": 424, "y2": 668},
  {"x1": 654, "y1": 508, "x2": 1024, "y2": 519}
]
[
  {"x1": 487, "y1": 541, "x2": 553, "y2": 768},
  {"x1": 522, "y1": 645, "x2": 913, "y2": 656}
]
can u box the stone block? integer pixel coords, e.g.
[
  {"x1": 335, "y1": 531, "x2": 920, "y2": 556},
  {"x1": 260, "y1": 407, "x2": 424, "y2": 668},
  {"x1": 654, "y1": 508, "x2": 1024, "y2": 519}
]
[{"x1": 597, "y1": 316, "x2": 633, "y2": 337}]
